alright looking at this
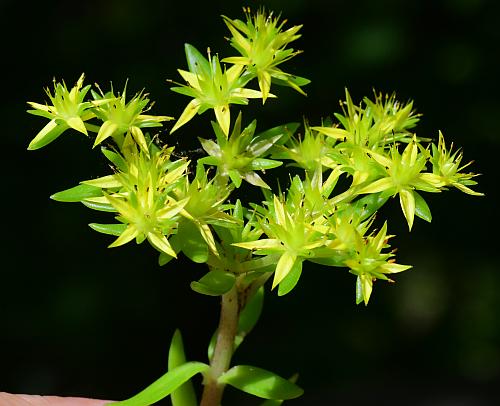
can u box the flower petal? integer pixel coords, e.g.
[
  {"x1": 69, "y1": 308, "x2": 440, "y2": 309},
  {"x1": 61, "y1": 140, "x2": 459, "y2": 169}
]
[
  {"x1": 221, "y1": 56, "x2": 250, "y2": 65},
  {"x1": 258, "y1": 71, "x2": 272, "y2": 104},
  {"x1": 233, "y1": 239, "x2": 283, "y2": 250},
  {"x1": 214, "y1": 105, "x2": 231, "y2": 136},
  {"x1": 356, "y1": 177, "x2": 394, "y2": 195},
  {"x1": 226, "y1": 64, "x2": 244, "y2": 84},
  {"x1": 66, "y1": 116, "x2": 88, "y2": 135},
  {"x1": 312, "y1": 126, "x2": 350, "y2": 140},
  {"x1": 109, "y1": 224, "x2": 139, "y2": 248},
  {"x1": 380, "y1": 263, "x2": 412, "y2": 274},
  {"x1": 177, "y1": 69, "x2": 200, "y2": 90},
  {"x1": 272, "y1": 251, "x2": 297, "y2": 289},
  {"x1": 156, "y1": 198, "x2": 190, "y2": 220},
  {"x1": 170, "y1": 99, "x2": 201, "y2": 134},
  {"x1": 130, "y1": 126, "x2": 149, "y2": 153},
  {"x1": 453, "y1": 182, "x2": 485, "y2": 196},
  {"x1": 147, "y1": 231, "x2": 177, "y2": 258},
  {"x1": 94, "y1": 120, "x2": 119, "y2": 147},
  {"x1": 399, "y1": 188, "x2": 416, "y2": 230}
]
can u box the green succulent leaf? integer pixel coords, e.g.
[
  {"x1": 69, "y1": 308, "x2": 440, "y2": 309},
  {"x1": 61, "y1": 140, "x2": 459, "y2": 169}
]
[
  {"x1": 190, "y1": 269, "x2": 236, "y2": 296},
  {"x1": 177, "y1": 221, "x2": 209, "y2": 263},
  {"x1": 89, "y1": 223, "x2": 127, "y2": 236},
  {"x1": 413, "y1": 191, "x2": 432, "y2": 223},
  {"x1": 184, "y1": 43, "x2": 211, "y2": 77},
  {"x1": 108, "y1": 362, "x2": 209, "y2": 406},
  {"x1": 249, "y1": 158, "x2": 282, "y2": 171},
  {"x1": 259, "y1": 374, "x2": 300, "y2": 406},
  {"x1": 101, "y1": 148, "x2": 128, "y2": 171},
  {"x1": 159, "y1": 252, "x2": 175, "y2": 266},
  {"x1": 271, "y1": 74, "x2": 311, "y2": 88},
  {"x1": 50, "y1": 183, "x2": 103, "y2": 202},
  {"x1": 277, "y1": 260, "x2": 303, "y2": 296},
  {"x1": 27, "y1": 120, "x2": 69, "y2": 150},
  {"x1": 168, "y1": 330, "x2": 197, "y2": 406},
  {"x1": 260, "y1": 400, "x2": 284, "y2": 406},
  {"x1": 207, "y1": 329, "x2": 218, "y2": 363},
  {"x1": 350, "y1": 193, "x2": 389, "y2": 221},
  {"x1": 158, "y1": 236, "x2": 181, "y2": 266},
  {"x1": 81, "y1": 199, "x2": 117, "y2": 212},
  {"x1": 255, "y1": 122, "x2": 300, "y2": 146},
  {"x1": 219, "y1": 365, "x2": 303, "y2": 400}
]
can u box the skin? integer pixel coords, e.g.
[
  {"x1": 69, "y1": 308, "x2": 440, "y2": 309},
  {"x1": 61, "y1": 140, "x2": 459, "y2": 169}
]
[{"x1": 0, "y1": 393, "x2": 110, "y2": 406}]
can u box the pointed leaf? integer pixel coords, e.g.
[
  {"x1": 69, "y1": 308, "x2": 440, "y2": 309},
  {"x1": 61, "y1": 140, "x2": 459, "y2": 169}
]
[
  {"x1": 81, "y1": 199, "x2": 117, "y2": 212},
  {"x1": 219, "y1": 365, "x2": 303, "y2": 400},
  {"x1": 413, "y1": 191, "x2": 432, "y2": 223},
  {"x1": 28, "y1": 119, "x2": 69, "y2": 150},
  {"x1": 184, "y1": 43, "x2": 210, "y2": 77},
  {"x1": 249, "y1": 158, "x2": 282, "y2": 171},
  {"x1": 199, "y1": 138, "x2": 221, "y2": 158},
  {"x1": 228, "y1": 169, "x2": 243, "y2": 188},
  {"x1": 277, "y1": 260, "x2": 302, "y2": 296},
  {"x1": 50, "y1": 183, "x2": 103, "y2": 202},
  {"x1": 82, "y1": 174, "x2": 122, "y2": 188},
  {"x1": 168, "y1": 330, "x2": 197, "y2": 406},
  {"x1": 351, "y1": 193, "x2": 389, "y2": 220},
  {"x1": 101, "y1": 148, "x2": 128, "y2": 171},
  {"x1": 255, "y1": 123, "x2": 300, "y2": 146},
  {"x1": 108, "y1": 362, "x2": 209, "y2": 406},
  {"x1": 355, "y1": 276, "x2": 364, "y2": 305},
  {"x1": 89, "y1": 223, "x2": 127, "y2": 236}
]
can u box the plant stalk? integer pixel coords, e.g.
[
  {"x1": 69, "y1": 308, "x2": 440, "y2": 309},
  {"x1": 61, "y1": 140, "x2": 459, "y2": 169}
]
[{"x1": 200, "y1": 285, "x2": 239, "y2": 406}]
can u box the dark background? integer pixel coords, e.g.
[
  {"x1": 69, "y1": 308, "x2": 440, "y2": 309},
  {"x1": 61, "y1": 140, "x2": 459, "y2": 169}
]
[{"x1": 2, "y1": 0, "x2": 499, "y2": 405}]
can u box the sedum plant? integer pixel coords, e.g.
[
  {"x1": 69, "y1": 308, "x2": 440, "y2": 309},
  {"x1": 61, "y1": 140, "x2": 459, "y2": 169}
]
[{"x1": 27, "y1": 7, "x2": 482, "y2": 406}]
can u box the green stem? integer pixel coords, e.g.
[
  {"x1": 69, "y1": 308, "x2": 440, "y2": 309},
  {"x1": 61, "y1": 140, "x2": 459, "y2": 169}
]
[{"x1": 200, "y1": 285, "x2": 239, "y2": 406}]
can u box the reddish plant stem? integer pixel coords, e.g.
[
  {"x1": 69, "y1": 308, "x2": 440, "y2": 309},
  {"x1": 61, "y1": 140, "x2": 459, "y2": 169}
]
[{"x1": 200, "y1": 285, "x2": 239, "y2": 406}]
